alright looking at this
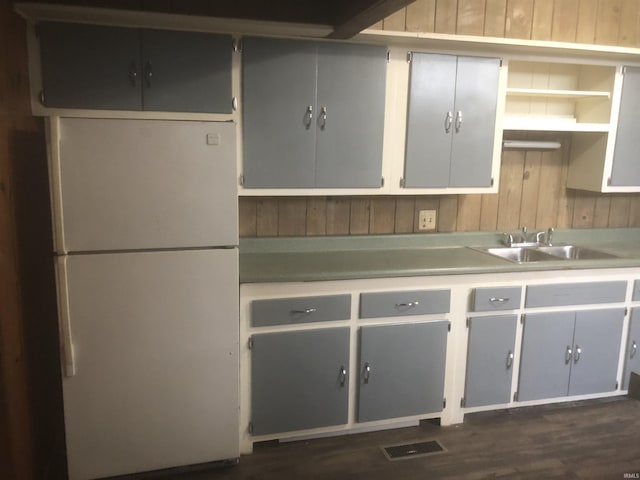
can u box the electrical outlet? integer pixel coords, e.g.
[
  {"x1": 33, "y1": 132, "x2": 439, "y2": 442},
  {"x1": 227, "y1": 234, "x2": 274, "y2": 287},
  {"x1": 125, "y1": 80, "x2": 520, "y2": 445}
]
[{"x1": 419, "y1": 210, "x2": 437, "y2": 231}]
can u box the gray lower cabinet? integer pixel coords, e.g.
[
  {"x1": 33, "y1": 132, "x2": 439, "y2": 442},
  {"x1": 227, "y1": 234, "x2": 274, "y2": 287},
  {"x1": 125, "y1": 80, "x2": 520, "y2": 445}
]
[
  {"x1": 242, "y1": 36, "x2": 386, "y2": 188},
  {"x1": 518, "y1": 309, "x2": 624, "y2": 401},
  {"x1": 39, "y1": 22, "x2": 232, "y2": 112},
  {"x1": 610, "y1": 66, "x2": 640, "y2": 186},
  {"x1": 623, "y1": 308, "x2": 640, "y2": 389},
  {"x1": 464, "y1": 315, "x2": 517, "y2": 408},
  {"x1": 250, "y1": 328, "x2": 350, "y2": 435},
  {"x1": 357, "y1": 321, "x2": 448, "y2": 422},
  {"x1": 404, "y1": 53, "x2": 501, "y2": 188}
]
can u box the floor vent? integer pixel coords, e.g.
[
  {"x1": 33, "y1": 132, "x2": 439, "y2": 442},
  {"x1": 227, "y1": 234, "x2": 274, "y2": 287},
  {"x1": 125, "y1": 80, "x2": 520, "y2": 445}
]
[{"x1": 382, "y1": 439, "x2": 446, "y2": 461}]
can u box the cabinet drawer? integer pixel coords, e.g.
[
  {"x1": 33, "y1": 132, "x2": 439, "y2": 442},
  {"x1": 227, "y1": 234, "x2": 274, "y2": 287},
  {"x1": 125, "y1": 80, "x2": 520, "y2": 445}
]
[
  {"x1": 633, "y1": 280, "x2": 640, "y2": 301},
  {"x1": 472, "y1": 287, "x2": 522, "y2": 311},
  {"x1": 251, "y1": 294, "x2": 351, "y2": 327},
  {"x1": 525, "y1": 281, "x2": 627, "y2": 308},
  {"x1": 359, "y1": 289, "x2": 450, "y2": 319}
]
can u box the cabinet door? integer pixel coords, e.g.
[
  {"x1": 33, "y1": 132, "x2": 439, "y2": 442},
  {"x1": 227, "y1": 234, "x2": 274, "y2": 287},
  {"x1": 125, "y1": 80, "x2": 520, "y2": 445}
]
[
  {"x1": 251, "y1": 328, "x2": 349, "y2": 435},
  {"x1": 404, "y1": 53, "x2": 457, "y2": 188},
  {"x1": 518, "y1": 312, "x2": 575, "y2": 401},
  {"x1": 358, "y1": 321, "x2": 448, "y2": 422},
  {"x1": 464, "y1": 315, "x2": 517, "y2": 408},
  {"x1": 242, "y1": 37, "x2": 317, "y2": 188},
  {"x1": 610, "y1": 66, "x2": 640, "y2": 186},
  {"x1": 623, "y1": 309, "x2": 640, "y2": 389},
  {"x1": 449, "y1": 56, "x2": 501, "y2": 188},
  {"x1": 315, "y1": 43, "x2": 386, "y2": 188},
  {"x1": 141, "y1": 30, "x2": 232, "y2": 113},
  {"x1": 569, "y1": 309, "x2": 624, "y2": 396},
  {"x1": 39, "y1": 22, "x2": 142, "y2": 110}
]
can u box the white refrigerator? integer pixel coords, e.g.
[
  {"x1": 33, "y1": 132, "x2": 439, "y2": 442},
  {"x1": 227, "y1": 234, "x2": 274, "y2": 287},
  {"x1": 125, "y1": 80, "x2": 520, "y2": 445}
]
[{"x1": 49, "y1": 118, "x2": 239, "y2": 480}]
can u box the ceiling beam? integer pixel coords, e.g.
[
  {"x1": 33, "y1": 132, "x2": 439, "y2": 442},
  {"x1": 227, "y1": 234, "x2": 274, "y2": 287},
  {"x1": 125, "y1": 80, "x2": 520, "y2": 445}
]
[{"x1": 327, "y1": 0, "x2": 416, "y2": 39}]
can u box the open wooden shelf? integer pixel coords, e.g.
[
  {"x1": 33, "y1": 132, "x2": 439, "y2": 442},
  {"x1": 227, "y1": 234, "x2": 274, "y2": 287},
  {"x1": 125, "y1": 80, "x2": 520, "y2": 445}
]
[{"x1": 506, "y1": 88, "x2": 611, "y2": 99}]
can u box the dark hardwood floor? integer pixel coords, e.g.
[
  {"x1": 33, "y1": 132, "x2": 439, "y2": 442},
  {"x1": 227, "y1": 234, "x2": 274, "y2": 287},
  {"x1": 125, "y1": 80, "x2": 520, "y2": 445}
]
[{"x1": 118, "y1": 397, "x2": 640, "y2": 480}]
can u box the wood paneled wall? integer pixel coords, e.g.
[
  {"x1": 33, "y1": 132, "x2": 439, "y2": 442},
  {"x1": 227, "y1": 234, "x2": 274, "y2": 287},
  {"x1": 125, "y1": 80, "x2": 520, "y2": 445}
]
[
  {"x1": 0, "y1": 2, "x2": 63, "y2": 479},
  {"x1": 239, "y1": 0, "x2": 640, "y2": 237}
]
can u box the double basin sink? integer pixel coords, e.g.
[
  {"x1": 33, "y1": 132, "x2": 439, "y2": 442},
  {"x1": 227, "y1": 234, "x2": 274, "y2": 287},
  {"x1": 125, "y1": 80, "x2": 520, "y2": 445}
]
[{"x1": 473, "y1": 244, "x2": 621, "y2": 263}]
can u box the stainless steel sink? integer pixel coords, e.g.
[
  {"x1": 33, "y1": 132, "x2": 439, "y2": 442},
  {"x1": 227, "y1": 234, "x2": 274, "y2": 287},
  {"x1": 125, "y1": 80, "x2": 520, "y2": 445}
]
[
  {"x1": 475, "y1": 247, "x2": 561, "y2": 263},
  {"x1": 536, "y1": 245, "x2": 620, "y2": 260},
  {"x1": 473, "y1": 244, "x2": 620, "y2": 263}
]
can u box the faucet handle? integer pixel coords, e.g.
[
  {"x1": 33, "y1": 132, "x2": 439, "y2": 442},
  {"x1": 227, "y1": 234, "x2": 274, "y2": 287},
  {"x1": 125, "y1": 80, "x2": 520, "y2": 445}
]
[
  {"x1": 546, "y1": 227, "x2": 554, "y2": 246},
  {"x1": 502, "y1": 232, "x2": 514, "y2": 247}
]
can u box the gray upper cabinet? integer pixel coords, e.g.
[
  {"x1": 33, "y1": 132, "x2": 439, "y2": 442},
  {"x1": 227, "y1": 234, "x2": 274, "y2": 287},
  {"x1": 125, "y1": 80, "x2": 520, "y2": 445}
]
[
  {"x1": 250, "y1": 328, "x2": 350, "y2": 435},
  {"x1": 38, "y1": 22, "x2": 232, "y2": 112},
  {"x1": 518, "y1": 309, "x2": 623, "y2": 402},
  {"x1": 242, "y1": 36, "x2": 386, "y2": 188},
  {"x1": 464, "y1": 315, "x2": 517, "y2": 408},
  {"x1": 610, "y1": 66, "x2": 640, "y2": 187},
  {"x1": 357, "y1": 321, "x2": 448, "y2": 422},
  {"x1": 623, "y1": 308, "x2": 640, "y2": 389},
  {"x1": 404, "y1": 53, "x2": 500, "y2": 188}
]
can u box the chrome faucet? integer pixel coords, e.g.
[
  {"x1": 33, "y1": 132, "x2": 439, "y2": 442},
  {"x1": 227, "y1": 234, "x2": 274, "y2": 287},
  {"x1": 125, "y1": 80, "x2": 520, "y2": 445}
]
[{"x1": 502, "y1": 226, "x2": 554, "y2": 247}]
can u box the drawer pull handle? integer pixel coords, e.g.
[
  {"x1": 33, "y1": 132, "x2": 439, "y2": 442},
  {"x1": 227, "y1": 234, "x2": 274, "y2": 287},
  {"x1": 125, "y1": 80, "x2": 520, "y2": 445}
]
[
  {"x1": 631, "y1": 340, "x2": 637, "y2": 359},
  {"x1": 574, "y1": 345, "x2": 582, "y2": 363},
  {"x1": 565, "y1": 345, "x2": 573, "y2": 364},
  {"x1": 304, "y1": 105, "x2": 313, "y2": 128},
  {"x1": 319, "y1": 107, "x2": 327, "y2": 130},
  {"x1": 339, "y1": 365, "x2": 347, "y2": 387},
  {"x1": 489, "y1": 297, "x2": 509, "y2": 304},
  {"x1": 363, "y1": 362, "x2": 371, "y2": 384},
  {"x1": 506, "y1": 351, "x2": 514, "y2": 369},
  {"x1": 290, "y1": 308, "x2": 317, "y2": 315},
  {"x1": 455, "y1": 110, "x2": 463, "y2": 132},
  {"x1": 395, "y1": 301, "x2": 419, "y2": 309}
]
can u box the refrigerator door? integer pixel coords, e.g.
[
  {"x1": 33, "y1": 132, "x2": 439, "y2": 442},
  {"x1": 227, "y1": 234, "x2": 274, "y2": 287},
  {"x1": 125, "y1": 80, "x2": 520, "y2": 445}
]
[
  {"x1": 52, "y1": 118, "x2": 237, "y2": 252},
  {"x1": 57, "y1": 249, "x2": 239, "y2": 480}
]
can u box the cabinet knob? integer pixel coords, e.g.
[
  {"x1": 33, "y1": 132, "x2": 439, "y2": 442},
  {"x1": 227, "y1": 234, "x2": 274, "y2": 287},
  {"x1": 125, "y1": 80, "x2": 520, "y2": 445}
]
[
  {"x1": 339, "y1": 365, "x2": 347, "y2": 387},
  {"x1": 129, "y1": 62, "x2": 138, "y2": 87},
  {"x1": 631, "y1": 340, "x2": 637, "y2": 359},
  {"x1": 506, "y1": 351, "x2": 514, "y2": 369},
  {"x1": 144, "y1": 61, "x2": 153, "y2": 87},
  {"x1": 455, "y1": 111, "x2": 463, "y2": 132},
  {"x1": 319, "y1": 107, "x2": 327, "y2": 130},
  {"x1": 363, "y1": 362, "x2": 371, "y2": 384},
  {"x1": 304, "y1": 106, "x2": 313, "y2": 128},
  {"x1": 574, "y1": 345, "x2": 582, "y2": 363},
  {"x1": 565, "y1": 345, "x2": 573, "y2": 364},
  {"x1": 444, "y1": 111, "x2": 453, "y2": 133}
]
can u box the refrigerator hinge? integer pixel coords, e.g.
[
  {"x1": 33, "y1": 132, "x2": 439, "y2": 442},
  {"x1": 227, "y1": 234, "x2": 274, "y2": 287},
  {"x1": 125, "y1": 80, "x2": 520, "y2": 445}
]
[
  {"x1": 443, "y1": 398, "x2": 447, "y2": 409},
  {"x1": 386, "y1": 50, "x2": 390, "y2": 63},
  {"x1": 239, "y1": 175, "x2": 245, "y2": 186},
  {"x1": 233, "y1": 38, "x2": 242, "y2": 53},
  {"x1": 460, "y1": 397, "x2": 466, "y2": 408},
  {"x1": 248, "y1": 336, "x2": 254, "y2": 350},
  {"x1": 514, "y1": 391, "x2": 519, "y2": 402},
  {"x1": 248, "y1": 422, "x2": 253, "y2": 434},
  {"x1": 232, "y1": 96, "x2": 238, "y2": 111},
  {"x1": 406, "y1": 51, "x2": 413, "y2": 63}
]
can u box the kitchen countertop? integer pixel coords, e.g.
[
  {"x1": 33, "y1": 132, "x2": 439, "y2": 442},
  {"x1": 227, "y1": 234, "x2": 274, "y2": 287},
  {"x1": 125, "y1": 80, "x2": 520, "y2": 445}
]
[{"x1": 239, "y1": 228, "x2": 640, "y2": 283}]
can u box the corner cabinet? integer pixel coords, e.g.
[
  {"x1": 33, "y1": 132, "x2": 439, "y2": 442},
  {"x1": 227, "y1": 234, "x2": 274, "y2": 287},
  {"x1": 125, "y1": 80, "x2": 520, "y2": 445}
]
[
  {"x1": 241, "y1": 36, "x2": 387, "y2": 189},
  {"x1": 403, "y1": 53, "x2": 502, "y2": 189},
  {"x1": 38, "y1": 22, "x2": 233, "y2": 113}
]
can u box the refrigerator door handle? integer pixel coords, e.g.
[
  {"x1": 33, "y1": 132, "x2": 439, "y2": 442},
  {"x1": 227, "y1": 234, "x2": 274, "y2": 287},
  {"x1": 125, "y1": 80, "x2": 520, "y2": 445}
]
[{"x1": 57, "y1": 256, "x2": 76, "y2": 377}]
